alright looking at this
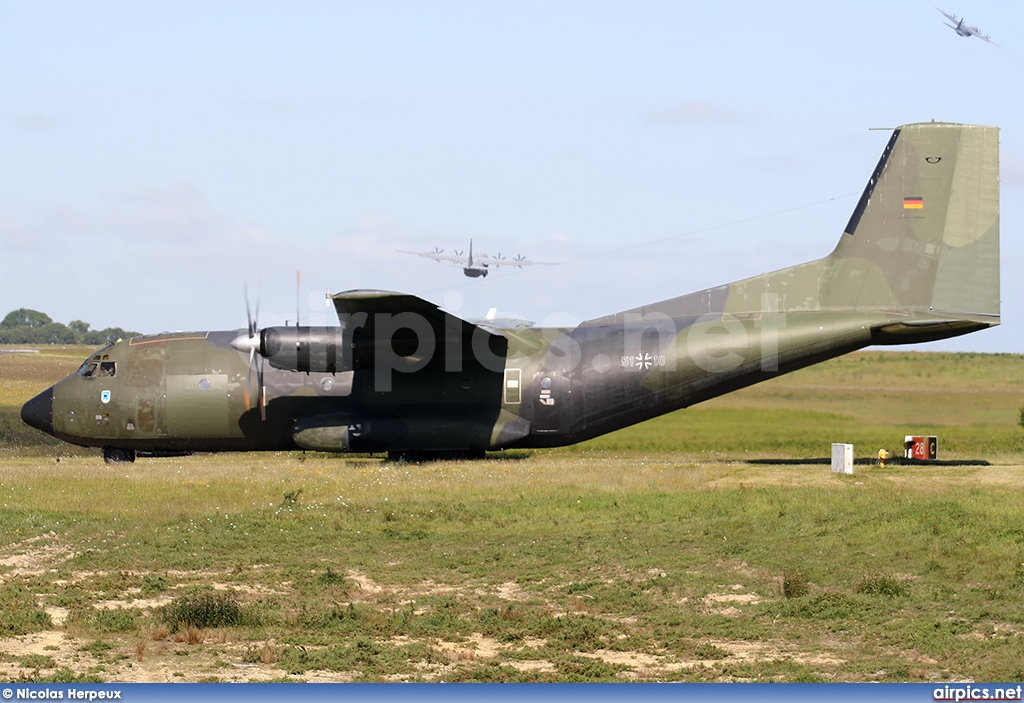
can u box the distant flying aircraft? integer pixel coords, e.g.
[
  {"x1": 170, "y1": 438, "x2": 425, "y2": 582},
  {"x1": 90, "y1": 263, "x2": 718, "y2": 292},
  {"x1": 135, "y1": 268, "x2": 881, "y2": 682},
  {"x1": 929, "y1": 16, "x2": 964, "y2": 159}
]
[
  {"x1": 22, "y1": 123, "x2": 1001, "y2": 464},
  {"x1": 936, "y1": 8, "x2": 1000, "y2": 46},
  {"x1": 398, "y1": 239, "x2": 546, "y2": 278}
]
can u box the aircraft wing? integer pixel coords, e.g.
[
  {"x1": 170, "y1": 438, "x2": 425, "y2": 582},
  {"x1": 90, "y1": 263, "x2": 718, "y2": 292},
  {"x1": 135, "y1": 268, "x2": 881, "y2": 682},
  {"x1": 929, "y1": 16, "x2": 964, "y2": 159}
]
[
  {"x1": 935, "y1": 7, "x2": 959, "y2": 24},
  {"x1": 331, "y1": 289, "x2": 503, "y2": 338},
  {"x1": 973, "y1": 30, "x2": 1000, "y2": 46},
  {"x1": 472, "y1": 255, "x2": 550, "y2": 269},
  {"x1": 396, "y1": 249, "x2": 467, "y2": 265}
]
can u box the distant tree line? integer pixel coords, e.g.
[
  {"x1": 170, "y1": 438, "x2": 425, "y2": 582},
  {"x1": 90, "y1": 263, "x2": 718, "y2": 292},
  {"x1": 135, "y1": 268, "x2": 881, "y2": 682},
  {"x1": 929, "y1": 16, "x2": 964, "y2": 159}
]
[{"x1": 0, "y1": 308, "x2": 138, "y2": 345}]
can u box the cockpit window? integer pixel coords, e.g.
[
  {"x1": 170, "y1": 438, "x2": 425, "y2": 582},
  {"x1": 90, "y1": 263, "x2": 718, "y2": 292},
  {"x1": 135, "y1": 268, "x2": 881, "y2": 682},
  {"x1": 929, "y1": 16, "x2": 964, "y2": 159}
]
[{"x1": 76, "y1": 346, "x2": 115, "y2": 378}]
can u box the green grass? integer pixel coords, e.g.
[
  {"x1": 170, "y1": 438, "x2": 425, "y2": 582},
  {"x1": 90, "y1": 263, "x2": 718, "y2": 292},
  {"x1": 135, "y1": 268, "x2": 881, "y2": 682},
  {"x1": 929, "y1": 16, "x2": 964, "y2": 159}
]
[
  {"x1": 0, "y1": 582, "x2": 53, "y2": 635},
  {"x1": 2, "y1": 453, "x2": 1024, "y2": 681},
  {"x1": 159, "y1": 590, "x2": 254, "y2": 630},
  {"x1": 1, "y1": 348, "x2": 1024, "y2": 681}
]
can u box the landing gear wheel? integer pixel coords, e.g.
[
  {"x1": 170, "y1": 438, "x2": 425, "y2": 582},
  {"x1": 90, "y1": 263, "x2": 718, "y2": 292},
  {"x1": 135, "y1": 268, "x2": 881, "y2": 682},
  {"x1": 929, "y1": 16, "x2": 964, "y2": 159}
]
[{"x1": 102, "y1": 446, "x2": 136, "y2": 464}]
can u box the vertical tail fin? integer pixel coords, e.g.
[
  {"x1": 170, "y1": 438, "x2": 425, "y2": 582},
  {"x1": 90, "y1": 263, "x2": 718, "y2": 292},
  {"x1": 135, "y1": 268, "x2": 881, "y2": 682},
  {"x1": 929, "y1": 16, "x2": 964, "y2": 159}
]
[
  {"x1": 822, "y1": 123, "x2": 999, "y2": 328},
  {"x1": 585, "y1": 122, "x2": 999, "y2": 346}
]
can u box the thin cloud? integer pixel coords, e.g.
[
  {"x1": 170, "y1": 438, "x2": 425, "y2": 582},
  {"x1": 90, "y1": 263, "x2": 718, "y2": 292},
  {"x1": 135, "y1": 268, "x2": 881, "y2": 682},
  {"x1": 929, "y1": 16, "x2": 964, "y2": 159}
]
[
  {"x1": 114, "y1": 184, "x2": 225, "y2": 244},
  {"x1": 329, "y1": 214, "x2": 405, "y2": 262},
  {"x1": 646, "y1": 101, "x2": 743, "y2": 125},
  {"x1": 6, "y1": 112, "x2": 72, "y2": 132},
  {"x1": 1001, "y1": 152, "x2": 1024, "y2": 187},
  {"x1": 2, "y1": 184, "x2": 232, "y2": 254},
  {"x1": 740, "y1": 152, "x2": 810, "y2": 171},
  {"x1": 230, "y1": 97, "x2": 296, "y2": 114}
]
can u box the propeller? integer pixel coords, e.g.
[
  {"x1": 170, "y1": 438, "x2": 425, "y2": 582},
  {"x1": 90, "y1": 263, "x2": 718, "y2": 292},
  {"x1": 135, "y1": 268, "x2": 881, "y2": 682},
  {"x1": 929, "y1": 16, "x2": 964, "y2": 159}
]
[
  {"x1": 431, "y1": 246, "x2": 444, "y2": 254},
  {"x1": 514, "y1": 253, "x2": 528, "y2": 269},
  {"x1": 231, "y1": 284, "x2": 267, "y2": 421}
]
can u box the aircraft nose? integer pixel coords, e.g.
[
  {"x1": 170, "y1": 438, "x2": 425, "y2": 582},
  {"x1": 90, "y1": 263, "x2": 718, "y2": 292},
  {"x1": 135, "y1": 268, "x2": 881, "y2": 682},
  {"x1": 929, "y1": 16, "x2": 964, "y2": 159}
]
[{"x1": 21, "y1": 387, "x2": 54, "y2": 436}]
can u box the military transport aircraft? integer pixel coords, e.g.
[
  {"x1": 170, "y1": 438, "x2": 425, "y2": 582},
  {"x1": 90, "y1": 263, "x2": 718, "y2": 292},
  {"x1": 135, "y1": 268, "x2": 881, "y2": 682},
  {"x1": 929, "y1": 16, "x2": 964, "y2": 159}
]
[
  {"x1": 397, "y1": 239, "x2": 545, "y2": 278},
  {"x1": 22, "y1": 122, "x2": 1000, "y2": 463},
  {"x1": 936, "y1": 8, "x2": 1000, "y2": 46}
]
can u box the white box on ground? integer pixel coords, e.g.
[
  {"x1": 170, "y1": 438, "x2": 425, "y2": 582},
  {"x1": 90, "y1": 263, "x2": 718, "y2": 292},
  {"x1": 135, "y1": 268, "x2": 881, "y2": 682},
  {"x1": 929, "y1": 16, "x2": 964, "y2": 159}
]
[{"x1": 831, "y1": 443, "x2": 854, "y2": 474}]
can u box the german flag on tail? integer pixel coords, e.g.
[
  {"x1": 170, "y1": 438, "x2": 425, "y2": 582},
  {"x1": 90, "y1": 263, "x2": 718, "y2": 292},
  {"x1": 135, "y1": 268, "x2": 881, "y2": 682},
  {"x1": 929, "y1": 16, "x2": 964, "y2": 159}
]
[{"x1": 903, "y1": 196, "x2": 924, "y2": 209}]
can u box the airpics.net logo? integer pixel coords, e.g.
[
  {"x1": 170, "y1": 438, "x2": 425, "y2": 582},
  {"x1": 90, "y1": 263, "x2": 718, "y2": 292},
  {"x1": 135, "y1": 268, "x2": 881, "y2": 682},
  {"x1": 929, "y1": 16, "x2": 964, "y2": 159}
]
[{"x1": 934, "y1": 685, "x2": 1023, "y2": 701}]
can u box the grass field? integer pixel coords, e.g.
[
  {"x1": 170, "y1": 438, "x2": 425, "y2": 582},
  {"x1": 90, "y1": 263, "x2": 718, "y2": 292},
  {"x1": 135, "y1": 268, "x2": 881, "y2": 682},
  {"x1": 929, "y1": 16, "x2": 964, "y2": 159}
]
[{"x1": 1, "y1": 346, "x2": 1023, "y2": 682}]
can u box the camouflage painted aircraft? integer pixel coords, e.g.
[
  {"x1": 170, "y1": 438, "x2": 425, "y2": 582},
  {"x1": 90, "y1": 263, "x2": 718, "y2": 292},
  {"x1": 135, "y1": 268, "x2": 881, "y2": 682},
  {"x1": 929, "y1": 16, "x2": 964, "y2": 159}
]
[
  {"x1": 397, "y1": 239, "x2": 545, "y2": 278},
  {"x1": 936, "y1": 8, "x2": 1000, "y2": 46},
  {"x1": 22, "y1": 122, "x2": 1000, "y2": 463}
]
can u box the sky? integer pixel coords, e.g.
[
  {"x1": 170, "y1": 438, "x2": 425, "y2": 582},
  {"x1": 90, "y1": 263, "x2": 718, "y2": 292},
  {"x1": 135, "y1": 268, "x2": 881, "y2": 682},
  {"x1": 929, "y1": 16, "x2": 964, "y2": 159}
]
[{"x1": 2, "y1": 1, "x2": 1022, "y2": 352}]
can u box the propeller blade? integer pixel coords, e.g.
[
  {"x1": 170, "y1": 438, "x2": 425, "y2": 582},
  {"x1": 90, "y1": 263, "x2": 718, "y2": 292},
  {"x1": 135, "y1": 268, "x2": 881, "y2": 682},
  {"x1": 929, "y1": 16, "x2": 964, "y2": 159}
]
[
  {"x1": 233, "y1": 283, "x2": 268, "y2": 421},
  {"x1": 246, "y1": 348, "x2": 257, "y2": 411},
  {"x1": 258, "y1": 355, "x2": 267, "y2": 421},
  {"x1": 233, "y1": 284, "x2": 261, "y2": 354},
  {"x1": 243, "y1": 283, "x2": 260, "y2": 338}
]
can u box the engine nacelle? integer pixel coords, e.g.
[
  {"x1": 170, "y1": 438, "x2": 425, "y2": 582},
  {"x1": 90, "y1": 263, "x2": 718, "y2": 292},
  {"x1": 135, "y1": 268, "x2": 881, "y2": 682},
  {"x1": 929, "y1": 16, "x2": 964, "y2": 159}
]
[
  {"x1": 237, "y1": 324, "x2": 432, "y2": 373},
  {"x1": 291, "y1": 415, "x2": 413, "y2": 452},
  {"x1": 259, "y1": 326, "x2": 348, "y2": 373}
]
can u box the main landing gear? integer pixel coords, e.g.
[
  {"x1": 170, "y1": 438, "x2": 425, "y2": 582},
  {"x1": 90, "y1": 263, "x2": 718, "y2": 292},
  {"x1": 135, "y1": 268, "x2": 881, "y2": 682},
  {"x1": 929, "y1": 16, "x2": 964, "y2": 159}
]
[{"x1": 102, "y1": 446, "x2": 136, "y2": 464}]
